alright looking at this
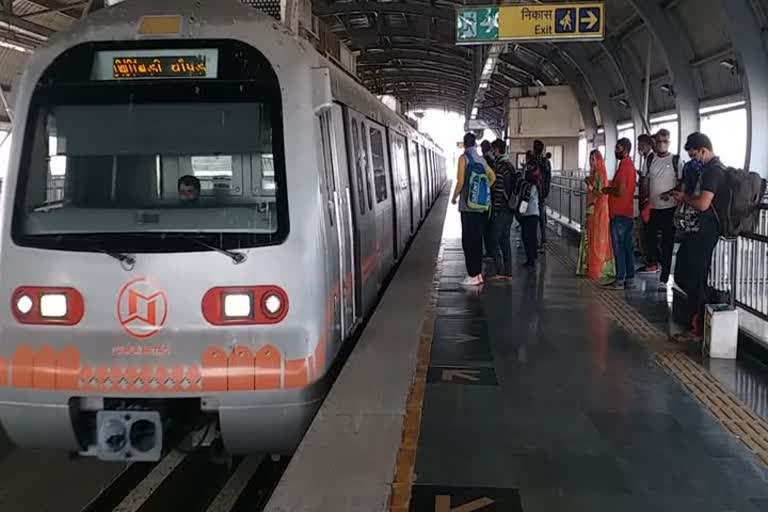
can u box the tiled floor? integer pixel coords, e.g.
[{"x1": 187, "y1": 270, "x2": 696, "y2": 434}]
[{"x1": 411, "y1": 211, "x2": 768, "y2": 511}]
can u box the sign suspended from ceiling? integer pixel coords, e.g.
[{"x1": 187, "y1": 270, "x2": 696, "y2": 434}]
[{"x1": 456, "y1": 2, "x2": 605, "y2": 44}]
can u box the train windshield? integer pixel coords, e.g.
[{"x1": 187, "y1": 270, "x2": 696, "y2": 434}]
[{"x1": 12, "y1": 40, "x2": 287, "y2": 253}]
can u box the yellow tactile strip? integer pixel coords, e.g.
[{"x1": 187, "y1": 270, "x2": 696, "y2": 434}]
[
  {"x1": 547, "y1": 239, "x2": 768, "y2": 467},
  {"x1": 389, "y1": 248, "x2": 443, "y2": 512},
  {"x1": 546, "y1": 241, "x2": 673, "y2": 351},
  {"x1": 659, "y1": 352, "x2": 768, "y2": 466}
]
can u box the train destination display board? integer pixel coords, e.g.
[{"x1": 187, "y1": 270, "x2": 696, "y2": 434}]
[
  {"x1": 92, "y1": 49, "x2": 219, "y2": 80},
  {"x1": 456, "y1": 2, "x2": 604, "y2": 44}
]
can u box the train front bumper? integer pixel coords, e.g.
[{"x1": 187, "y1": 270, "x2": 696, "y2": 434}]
[{"x1": 0, "y1": 381, "x2": 327, "y2": 456}]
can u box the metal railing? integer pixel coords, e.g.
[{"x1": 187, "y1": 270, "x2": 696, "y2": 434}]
[
  {"x1": 548, "y1": 175, "x2": 587, "y2": 231},
  {"x1": 709, "y1": 206, "x2": 768, "y2": 321},
  {"x1": 549, "y1": 175, "x2": 768, "y2": 323}
]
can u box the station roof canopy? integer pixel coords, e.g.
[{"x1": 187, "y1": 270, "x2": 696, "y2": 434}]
[
  {"x1": 317, "y1": 0, "x2": 768, "y2": 134},
  {"x1": 0, "y1": 0, "x2": 766, "y2": 135}
]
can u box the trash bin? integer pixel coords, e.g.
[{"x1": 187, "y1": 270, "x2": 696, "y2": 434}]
[{"x1": 703, "y1": 304, "x2": 739, "y2": 359}]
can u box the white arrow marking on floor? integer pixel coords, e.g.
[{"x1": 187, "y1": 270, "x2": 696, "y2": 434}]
[
  {"x1": 435, "y1": 495, "x2": 495, "y2": 512},
  {"x1": 444, "y1": 333, "x2": 478, "y2": 343},
  {"x1": 441, "y1": 369, "x2": 480, "y2": 382}
]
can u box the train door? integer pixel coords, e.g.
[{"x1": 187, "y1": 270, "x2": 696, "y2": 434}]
[
  {"x1": 407, "y1": 139, "x2": 421, "y2": 233},
  {"x1": 389, "y1": 131, "x2": 410, "y2": 259},
  {"x1": 315, "y1": 111, "x2": 343, "y2": 345},
  {"x1": 367, "y1": 122, "x2": 394, "y2": 276},
  {"x1": 318, "y1": 106, "x2": 355, "y2": 337},
  {"x1": 419, "y1": 146, "x2": 428, "y2": 214},
  {"x1": 345, "y1": 109, "x2": 377, "y2": 314}
]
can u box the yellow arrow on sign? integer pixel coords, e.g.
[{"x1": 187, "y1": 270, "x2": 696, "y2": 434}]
[
  {"x1": 435, "y1": 496, "x2": 495, "y2": 512},
  {"x1": 581, "y1": 10, "x2": 598, "y2": 30},
  {"x1": 441, "y1": 369, "x2": 480, "y2": 382}
]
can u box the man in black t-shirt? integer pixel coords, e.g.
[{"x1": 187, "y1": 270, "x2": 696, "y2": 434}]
[{"x1": 672, "y1": 132, "x2": 724, "y2": 340}]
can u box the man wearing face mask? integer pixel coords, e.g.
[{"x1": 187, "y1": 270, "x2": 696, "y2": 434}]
[
  {"x1": 602, "y1": 138, "x2": 637, "y2": 290},
  {"x1": 640, "y1": 129, "x2": 683, "y2": 290},
  {"x1": 671, "y1": 132, "x2": 725, "y2": 340}
]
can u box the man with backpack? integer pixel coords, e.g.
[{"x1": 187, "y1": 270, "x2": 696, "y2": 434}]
[
  {"x1": 638, "y1": 129, "x2": 683, "y2": 289},
  {"x1": 452, "y1": 133, "x2": 496, "y2": 286},
  {"x1": 489, "y1": 139, "x2": 518, "y2": 280},
  {"x1": 672, "y1": 132, "x2": 766, "y2": 340},
  {"x1": 533, "y1": 140, "x2": 551, "y2": 252}
]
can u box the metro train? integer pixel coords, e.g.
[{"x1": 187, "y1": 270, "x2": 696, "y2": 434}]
[{"x1": 0, "y1": 0, "x2": 446, "y2": 461}]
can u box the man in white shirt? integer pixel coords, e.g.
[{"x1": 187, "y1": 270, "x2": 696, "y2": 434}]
[{"x1": 638, "y1": 129, "x2": 682, "y2": 289}]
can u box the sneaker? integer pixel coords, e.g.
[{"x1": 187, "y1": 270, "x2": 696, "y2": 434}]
[
  {"x1": 624, "y1": 279, "x2": 638, "y2": 290},
  {"x1": 601, "y1": 280, "x2": 624, "y2": 290},
  {"x1": 538, "y1": 246, "x2": 546, "y2": 254},
  {"x1": 460, "y1": 275, "x2": 484, "y2": 287},
  {"x1": 637, "y1": 265, "x2": 659, "y2": 274}
]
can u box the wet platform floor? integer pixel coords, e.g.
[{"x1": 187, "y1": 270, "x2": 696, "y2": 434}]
[{"x1": 410, "y1": 213, "x2": 768, "y2": 511}]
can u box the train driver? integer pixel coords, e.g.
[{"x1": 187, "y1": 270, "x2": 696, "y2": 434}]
[{"x1": 178, "y1": 175, "x2": 201, "y2": 203}]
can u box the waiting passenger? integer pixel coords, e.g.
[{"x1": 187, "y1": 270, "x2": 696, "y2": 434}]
[
  {"x1": 639, "y1": 129, "x2": 682, "y2": 289},
  {"x1": 532, "y1": 140, "x2": 551, "y2": 252},
  {"x1": 602, "y1": 138, "x2": 637, "y2": 290},
  {"x1": 480, "y1": 139, "x2": 497, "y2": 260},
  {"x1": 517, "y1": 151, "x2": 542, "y2": 267},
  {"x1": 481, "y1": 140, "x2": 496, "y2": 171},
  {"x1": 671, "y1": 132, "x2": 724, "y2": 340},
  {"x1": 636, "y1": 133, "x2": 655, "y2": 270},
  {"x1": 577, "y1": 149, "x2": 615, "y2": 283},
  {"x1": 452, "y1": 133, "x2": 496, "y2": 286},
  {"x1": 178, "y1": 175, "x2": 201, "y2": 203},
  {"x1": 489, "y1": 139, "x2": 518, "y2": 280}
]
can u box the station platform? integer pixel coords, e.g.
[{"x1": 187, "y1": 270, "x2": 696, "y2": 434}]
[{"x1": 267, "y1": 194, "x2": 768, "y2": 512}]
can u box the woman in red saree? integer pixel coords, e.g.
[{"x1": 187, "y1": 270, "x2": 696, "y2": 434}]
[{"x1": 577, "y1": 150, "x2": 616, "y2": 282}]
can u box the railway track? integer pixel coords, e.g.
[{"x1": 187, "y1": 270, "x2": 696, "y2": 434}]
[{"x1": 80, "y1": 444, "x2": 287, "y2": 512}]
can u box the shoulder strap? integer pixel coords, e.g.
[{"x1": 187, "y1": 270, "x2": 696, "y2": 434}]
[{"x1": 646, "y1": 153, "x2": 654, "y2": 172}]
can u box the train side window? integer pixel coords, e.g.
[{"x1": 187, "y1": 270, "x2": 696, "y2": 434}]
[
  {"x1": 359, "y1": 122, "x2": 373, "y2": 211},
  {"x1": 392, "y1": 134, "x2": 408, "y2": 191},
  {"x1": 317, "y1": 112, "x2": 336, "y2": 226},
  {"x1": 369, "y1": 127, "x2": 388, "y2": 203},
  {"x1": 351, "y1": 118, "x2": 366, "y2": 216}
]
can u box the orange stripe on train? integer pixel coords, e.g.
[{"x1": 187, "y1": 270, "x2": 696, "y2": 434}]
[{"x1": 0, "y1": 291, "x2": 337, "y2": 392}]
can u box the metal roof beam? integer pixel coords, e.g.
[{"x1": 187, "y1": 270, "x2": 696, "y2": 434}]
[
  {"x1": 357, "y1": 50, "x2": 471, "y2": 69},
  {"x1": 0, "y1": 11, "x2": 54, "y2": 40},
  {"x1": 627, "y1": 0, "x2": 700, "y2": 152},
  {"x1": 20, "y1": 0, "x2": 85, "y2": 20},
  {"x1": 315, "y1": 1, "x2": 453, "y2": 21},
  {"x1": 721, "y1": 0, "x2": 768, "y2": 173},
  {"x1": 562, "y1": 44, "x2": 620, "y2": 172}
]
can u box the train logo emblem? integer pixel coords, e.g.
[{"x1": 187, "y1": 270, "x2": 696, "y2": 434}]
[{"x1": 117, "y1": 278, "x2": 168, "y2": 339}]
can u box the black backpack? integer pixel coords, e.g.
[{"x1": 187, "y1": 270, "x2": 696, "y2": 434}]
[{"x1": 712, "y1": 165, "x2": 767, "y2": 238}]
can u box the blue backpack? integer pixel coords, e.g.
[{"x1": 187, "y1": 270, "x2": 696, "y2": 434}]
[{"x1": 464, "y1": 155, "x2": 491, "y2": 212}]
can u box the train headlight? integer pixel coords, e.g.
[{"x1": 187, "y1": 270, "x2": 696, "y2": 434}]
[
  {"x1": 40, "y1": 294, "x2": 68, "y2": 318},
  {"x1": 223, "y1": 293, "x2": 253, "y2": 319},
  {"x1": 16, "y1": 295, "x2": 33, "y2": 315},
  {"x1": 202, "y1": 286, "x2": 289, "y2": 325},
  {"x1": 11, "y1": 287, "x2": 84, "y2": 325},
  {"x1": 262, "y1": 293, "x2": 284, "y2": 318}
]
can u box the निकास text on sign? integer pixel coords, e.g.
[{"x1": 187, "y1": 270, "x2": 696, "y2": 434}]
[{"x1": 456, "y1": 2, "x2": 604, "y2": 44}]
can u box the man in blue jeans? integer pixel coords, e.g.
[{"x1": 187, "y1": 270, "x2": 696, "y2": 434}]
[{"x1": 602, "y1": 138, "x2": 638, "y2": 290}]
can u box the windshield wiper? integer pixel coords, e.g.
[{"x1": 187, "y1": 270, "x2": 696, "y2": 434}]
[
  {"x1": 91, "y1": 247, "x2": 136, "y2": 269},
  {"x1": 171, "y1": 234, "x2": 247, "y2": 265}
]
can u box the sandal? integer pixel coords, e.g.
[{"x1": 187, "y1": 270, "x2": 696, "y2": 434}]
[{"x1": 670, "y1": 331, "x2": 701, "y2": 344}]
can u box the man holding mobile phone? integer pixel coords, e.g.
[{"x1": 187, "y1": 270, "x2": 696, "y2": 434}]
[{"x1": 640, "y1": 129, "x2": 683, "y2": 290}]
